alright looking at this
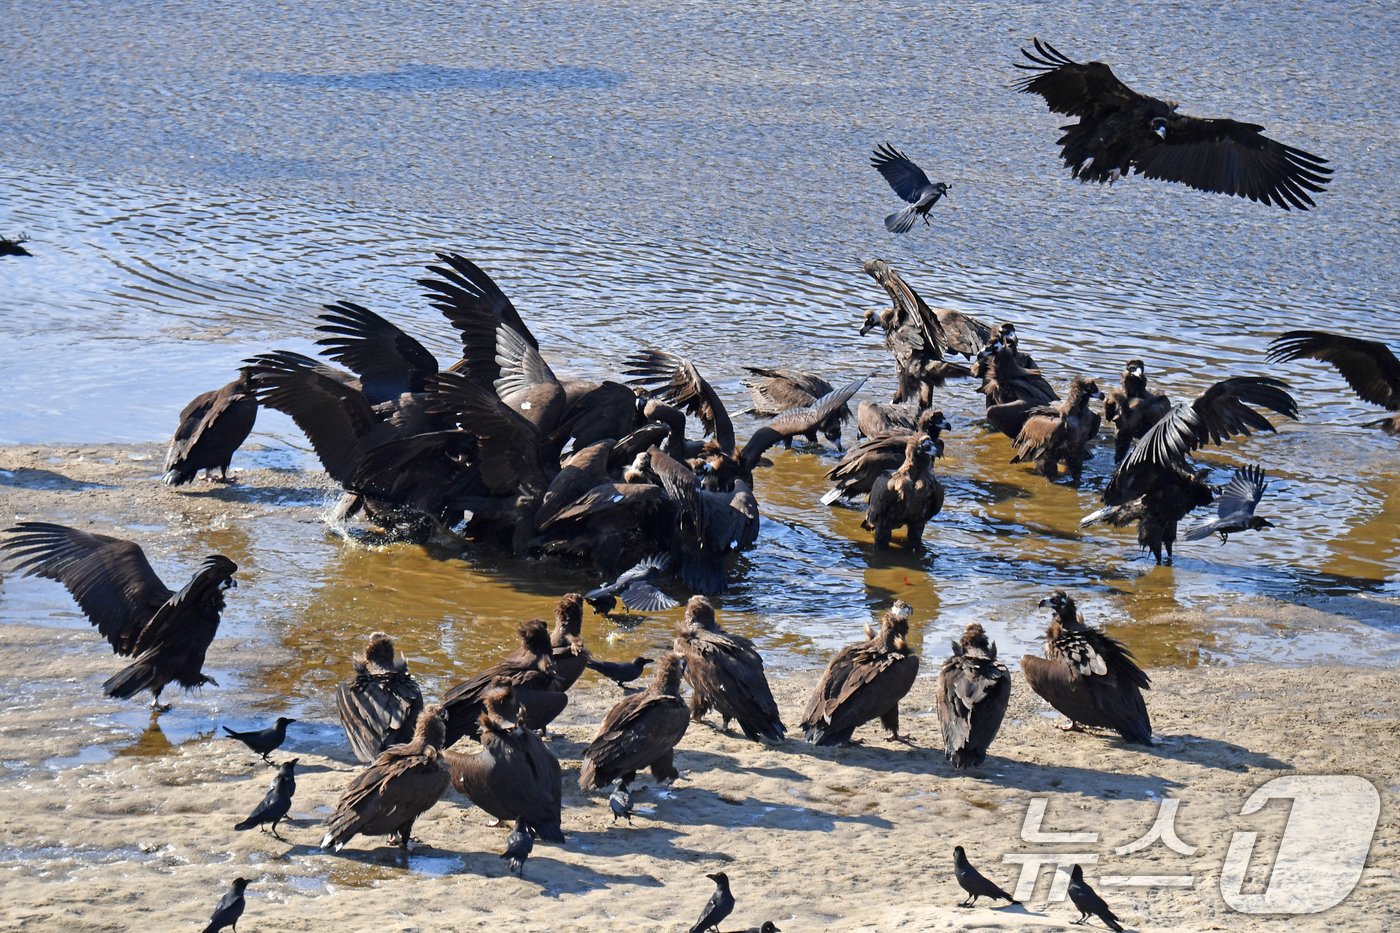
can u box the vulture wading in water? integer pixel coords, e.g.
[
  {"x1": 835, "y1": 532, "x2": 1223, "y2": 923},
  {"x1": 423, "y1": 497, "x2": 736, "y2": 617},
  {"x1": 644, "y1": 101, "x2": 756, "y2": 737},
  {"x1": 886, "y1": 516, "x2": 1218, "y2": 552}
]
[{"x1": 163, "y1": 369, "x2": 259, "y2": 486}]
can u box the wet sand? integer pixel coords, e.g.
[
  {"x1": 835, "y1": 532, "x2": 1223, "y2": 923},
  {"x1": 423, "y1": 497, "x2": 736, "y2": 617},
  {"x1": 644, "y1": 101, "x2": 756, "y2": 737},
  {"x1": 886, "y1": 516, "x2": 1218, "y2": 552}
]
[{"x1": 0, "y1": 444, "x2": 1396, "y2": 930}]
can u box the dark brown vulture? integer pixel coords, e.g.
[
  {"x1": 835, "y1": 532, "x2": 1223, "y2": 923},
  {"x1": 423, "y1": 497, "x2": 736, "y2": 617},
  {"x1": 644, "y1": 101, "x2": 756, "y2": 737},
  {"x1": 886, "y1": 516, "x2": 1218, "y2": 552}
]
[
  {"x1": 1015, "y1": 38, "x2": 1331, "y2": 209},
  {"x1": 320, "y1": 703, "x2": 452, "y2": 856},
  {"x1": 440, "y1": 620, "x2": 567, "y2": 746},
  {"x1": 937, "y1": 624, "x2": 1012, "y2": 770},
  {"x1": 1103, "y1": 359, "x2": 1172, "y2": 463},
  {"x1": 442, "y1": 687, "x2": 564, "y2": 842},
  {"x1": 162, "y1": 369, "x2": 259, "y2": 485},
  {"x1": 863, "y1": 434, "x2": 945, "y2": 553},
  {"x1": 1011, "y1": 375, "x2": 1103, "y2": 483},
  {"x1": 1020, "y1": 591, "x2": 1152, "y2": 745},
  {"x1": 336, "y1": 632, "x2": 424, "y2": 764},
  {"x1": 672, "y1": 596, "x2": 785, "y2": 742},
  {"x1": 860, "y1": 260, "x2": 981, "y2": 407},
  {"x1": 548, "y1": 592, "x2": 589, "y2": 690},
  {"x1": 1268, "y1": 330, "x2": 1400, "y2": 434},
  {"x1": 822, "y1": 410, "x2": 950, "y2": 505},
  {"x1": 1, "y1": 522, "x2": 236, "y2": 711},
  {"x1": 742, "y1": 366, "x2": 856, "y2": 450},
  {"x1": 578, "y1": 653, "x2": 691, "y2": 790},
  {"x1": 800, "y1": 602, "x2": 920, "y2": 745}
]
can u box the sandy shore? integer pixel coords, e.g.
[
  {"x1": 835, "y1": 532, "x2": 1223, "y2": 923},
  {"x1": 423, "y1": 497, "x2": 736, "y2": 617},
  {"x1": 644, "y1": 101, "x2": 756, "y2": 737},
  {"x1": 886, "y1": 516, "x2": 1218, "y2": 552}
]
[{"x1": 0, "y1": 445, "x2": 1396, "y2": 931}]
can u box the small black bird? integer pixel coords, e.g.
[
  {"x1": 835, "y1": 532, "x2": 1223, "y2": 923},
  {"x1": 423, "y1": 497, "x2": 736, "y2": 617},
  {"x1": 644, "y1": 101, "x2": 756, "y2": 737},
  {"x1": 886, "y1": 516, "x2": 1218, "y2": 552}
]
[
  {"x1": 952, "y1": 845, "x2": 1019, "y2": 908},
  {"x1": 1015, "y1": 39, "x2": 1331, "y2": 210},
  {"x1": 609, "y1": 777, "x2": 634, "y2": 824},
  {"x1": 234, "y1": 758, "x2": 298, "y2": 840},
  {"x1": 501, "y1": 819, "x2": 533, "y2": 876},
  {"x1": 584, "y1": 553, "x2": 680, "y2": 616},
  {"x1": 0, "y1": 233, "x2": 32, "y2": 257},
  {"x1": 689, "y1": 871, "x2": 736, "y2": 933},
  {"x1": 223, "y1": 716, "x2": 296, "y2": 763},
  {"x1": 1067, "y1": 864, "x2": 1124, "y2": 931},
  {"x1": 201, "y1": 877, "x2": 249, "y2": 933},
  {"x1": 1183, "y1": 464, "x2": 1274, "y2": 543},
  {"x1": 586, "y1": 656, "x2": 654, "y2": 689},
  {"x1": 871, "y1": 144, "x2": 950, "y2": 233}
]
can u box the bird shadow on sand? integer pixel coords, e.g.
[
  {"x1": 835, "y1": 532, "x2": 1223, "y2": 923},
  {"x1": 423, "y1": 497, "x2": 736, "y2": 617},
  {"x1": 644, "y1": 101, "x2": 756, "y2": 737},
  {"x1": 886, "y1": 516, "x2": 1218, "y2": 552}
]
[
  {"x1": 562, "y1": 825, "x2": 734, "y2": 863},
  {"x1": 1142, "y1": 732, "x2": 1290, "y2": 771},
  {"x1": 0, "y1": 467, "x2": 114, "y2": 492},
  {"x1": 501, "y1": 855, "x2": 665, "y2": 896}
]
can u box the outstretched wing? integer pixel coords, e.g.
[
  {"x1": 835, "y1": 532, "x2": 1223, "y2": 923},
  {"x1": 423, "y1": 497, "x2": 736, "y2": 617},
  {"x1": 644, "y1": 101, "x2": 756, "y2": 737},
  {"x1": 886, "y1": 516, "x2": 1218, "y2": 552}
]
[
  {"x1": 315, "y1": 301, "x2": 439, "y2": 404},
  {"x1": 0, "y1": 523, "x2": 172, "y2": 654},
  {"x1": 245, "y1": 351, "x2": 381, "y2": 483},
  {"x1": 1217, "y1": 464, "x2": 1267, "y2": 519},
  {"x1": 624, "y1": 349, "x2": 735, "y2": 452},
  {"x1": 1013, "y1": 38, "x2": 1140, "y2": 117},
  {"x1": 1269, "y1": 331, "x2": 1400, "y2": 411},
  {"x1": 870, "y1": 144, "x2": 933, "y2": 203},
  {"x1": 1134, "y1": 116, "x2": 1331, "y2": 210},
  {"x1": 419, "y1": 253, "x2": 538, "y2": 353},
  {"x1": 1120, "y1": 376, "x2": 1297, "y2": 474}
]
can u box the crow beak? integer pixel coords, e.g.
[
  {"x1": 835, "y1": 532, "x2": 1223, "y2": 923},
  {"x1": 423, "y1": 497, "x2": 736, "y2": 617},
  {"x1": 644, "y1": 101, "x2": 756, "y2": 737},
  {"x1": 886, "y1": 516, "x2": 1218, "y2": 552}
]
[{"x1": 1037, "y1": 597, "x2": 1051, "y2": 608}]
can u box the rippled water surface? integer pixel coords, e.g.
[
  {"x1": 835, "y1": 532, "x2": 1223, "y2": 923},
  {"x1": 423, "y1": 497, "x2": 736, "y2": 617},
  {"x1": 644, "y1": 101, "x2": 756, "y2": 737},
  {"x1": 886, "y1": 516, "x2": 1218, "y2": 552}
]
[{"x1": 1, "y1": 2, "x2": 1397, "y2": 704}]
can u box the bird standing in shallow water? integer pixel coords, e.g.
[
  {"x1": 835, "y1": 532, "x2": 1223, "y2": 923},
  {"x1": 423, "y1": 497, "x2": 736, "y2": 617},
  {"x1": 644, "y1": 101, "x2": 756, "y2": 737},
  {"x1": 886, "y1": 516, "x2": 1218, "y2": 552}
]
[
  {"x1": 871, "y1": 144, "x2": 950, "y2": 233},
  {"x1": 1015, "y1": 38, "x2": 1331, "y2": 209},
  {"x1": 952, "y1": 845, "x2": 1020, "y2": 908},
  {"x1": 1021, "y1": 591, "x2": 1152, "y2": 745},
  {"x1": 1103, "y1": 359, "x2": 1172, "y2": 464}
]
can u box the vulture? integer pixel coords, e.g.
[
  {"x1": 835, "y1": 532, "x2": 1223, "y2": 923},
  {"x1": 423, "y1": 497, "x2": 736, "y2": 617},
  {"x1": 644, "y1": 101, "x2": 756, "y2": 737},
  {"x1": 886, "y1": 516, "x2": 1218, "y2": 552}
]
[
  {"x1": 822, "y1": 410, "x2": 950, "y2": 505},
  {"x1": 800, "y1": 602, "x2": 920, "y2": 745},
  {"x1": 162, "y1": 369, "x2": 259, "y2": 485},
  {"x1": 870, "y1": 143, "x2": 950, "y2": 234},
  {"x1": 320, "y1": 703, "x2": 452, "y2": 856},
  {"x1": 1011, "y1": 375, "x2": 1103, "y2": 482},
  {"x1": 0, "y1": 522, "x2": 236, "y2": 711},
  {"x1": 548, "y1": 592, "x2": 589, "y2": 690},
  {"x1": 1182, "y1": 464, "x2": 1275, "y2": 543},
  {"x1": 673, "y1": 596, "x2": 785, "y2": 742},
  {"x1": 973, "y1": 326, "x2": 1059, "y2": 438},
  {"x1": 0, "y1": 233, "x2": 32, "y2": 257},
  {"x1": 860, "y1": 260, "x2": 982, "y2": 407},
  {"x1": 864, "y1": 433, "x2": 945, "y2": 553},
  {"x1": 937, "y1": 624, "x2": 1012, "y2": 770},
  {"x1": 1015, "y1": 38, "x2": 1331, "y2": 210},
  {"x1": 441, "y1": 620, "x2": 567, "y2": 746},
  {"x1": 578, "y1": 653, "x2": 690, "y2": 790},
  {"x1": 1103, "y1": 359, "x2": 1172, "y2": 463},
  {"x1": 1268, "y1": 330, "x2": 1400, "y2": 434},
  {"x1": 742, "y1": 366, "x2": 855, "y2": 449},
  {"x1": 336, "y1": 632, "x2": 424, "y2": 764},
  {"x1": 442, "y1": 687, "x2": 564, "y2": 842},
  {"x1": 1082, "y1": 375, "x2": 1297, "y2": 563},
  {"x1": 1020, "y1": 591, "x2": 1152, "y2": 745}
]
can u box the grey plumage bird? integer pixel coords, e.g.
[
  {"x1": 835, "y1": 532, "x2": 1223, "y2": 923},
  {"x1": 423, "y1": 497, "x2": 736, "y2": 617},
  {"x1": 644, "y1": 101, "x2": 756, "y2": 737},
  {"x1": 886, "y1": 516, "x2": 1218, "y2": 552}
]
[
  {"x1": 609, "y1": 777, "x2": 634, "y2": 824},
  {"x1": 953, "y1": 845, "x2": 1019, "y2": 907},
  {"x1": 1067, "y1": 864, "x2": 1124, "y2": 931},
  {"x1": 689, "y1": 871, "x2": 736, "y2": 933},
  {"x1": 501, "y1": 819, "x2": 533, "y2": 876},
  {"x1": 201, "y1": 877, "x2": 249, "y2": 933},
  {"x1": 1183, "y1": 464, "x2": 1274, "y2": 543},
  {"x1": 223, "y1": 717, "x2": 296, "y2": 763},
  {"x1": 871, "y1": 144, "x2": 950, "y2": 233},
  {"x1": 584, "y1": 553, "x2": 680, "y2": 616},
  {"x1": 586, "y1": 656, "x2": 654, "y2": 690},
  {"x1": 233, "y1": 758, "x2": 298, "y2": 839}
]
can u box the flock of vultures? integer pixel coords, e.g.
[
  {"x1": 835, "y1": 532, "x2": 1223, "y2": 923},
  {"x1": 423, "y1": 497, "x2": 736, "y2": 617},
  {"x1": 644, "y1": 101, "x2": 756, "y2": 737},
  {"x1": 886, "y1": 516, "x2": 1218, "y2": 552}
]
[{"x1": 3, "y1": 40, "x2": 1398, "y2": 933}]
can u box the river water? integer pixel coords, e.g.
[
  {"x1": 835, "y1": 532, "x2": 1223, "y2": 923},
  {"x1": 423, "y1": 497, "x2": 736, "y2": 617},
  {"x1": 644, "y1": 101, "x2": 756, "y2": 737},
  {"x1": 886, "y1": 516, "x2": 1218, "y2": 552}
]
[{"x1": 1, "y1": 2, "x2": 1397, "y2": 706}]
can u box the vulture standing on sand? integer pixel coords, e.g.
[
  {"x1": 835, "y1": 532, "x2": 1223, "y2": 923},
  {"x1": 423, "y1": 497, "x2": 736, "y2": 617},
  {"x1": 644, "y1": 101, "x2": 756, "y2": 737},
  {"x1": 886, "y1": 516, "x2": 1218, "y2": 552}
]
[
  {"x1": 320, "y1": 703, "x2": 452, "y2": 856},
  {"x1": 1014, "y1": 38, "x2": 1331, "y2": 210},
  {"x1": 442, "y1": 687, "x2": 564, "y2": 842},
  {"x1": 1268, "y1": 330, "x2": 1400, "y2": 434},
  {"x1": 1011, "y1": 375, "x2": 1103, "y2": 483},
  {"x1": 163, "y1": 369, "x2": 259, "y2": 486},
  {"x1": 937, "y1": 625, "x2": 1012, "y2": 770},
  {"x1": 1182, "y1": 464, "x2": 1276, "y2": 543},
  {"x1": 1021, "y1": 591, "x2": 1152, "y2": 746},
  {"x1": 548, "y1": 593, "x2": 589, "y2": 690},
  {"x1": 673, "y1": 596, "x2": 785, "y2": 742},
  {"x1": 0, "y1": 522, "x2": 237, "y2": 712},
  {"x1": 440, "y1": 620, "x2": 568, "y2": 746},
  {"x1": 801, "y1": 602, "x2": 921, "y2": 745},
  {"x1": 579, "y1": 653, "x2": 691, "y2": 790},
  {"x1": 336, "y1": 632, "x2": 424, "y2": 764},
  {"x1": 870, "y1": 143, "x2": 950, "y2": 234},
  {"x1": 864, "y1": 433, "x2": 945, "y2": 552},
  {"x1": 1081, "y1": 375, "x2": 1297, "y2": 563},
  {"x1": 1103, "y1": 359, "x2": 1172, "y2": 463}
]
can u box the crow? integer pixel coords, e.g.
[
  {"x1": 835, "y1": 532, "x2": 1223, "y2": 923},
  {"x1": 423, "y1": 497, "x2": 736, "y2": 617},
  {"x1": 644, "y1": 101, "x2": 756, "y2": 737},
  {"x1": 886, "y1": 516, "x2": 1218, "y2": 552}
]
[
  {"x1": 1183, "y1": 464, "x2": 1274, "y2": 543},
  {"x1": 1067, "y1": 864, "x2": 1125, "y2": 931},
  {"x1": 953, "y1": 845, "x2": 1019, "y2": 907},
  {"x1": 234, "y1": 758, "x2": 298, "y2": 839},
  {"x1": 201, "y1": 877, "x2": 249, "y2": 933},
  {"x1": 223, "y1": 717, "x2": 295, "y2": 763},
  {"x1": 871, "y1": 144, "x2": 950, "y2": 233}
]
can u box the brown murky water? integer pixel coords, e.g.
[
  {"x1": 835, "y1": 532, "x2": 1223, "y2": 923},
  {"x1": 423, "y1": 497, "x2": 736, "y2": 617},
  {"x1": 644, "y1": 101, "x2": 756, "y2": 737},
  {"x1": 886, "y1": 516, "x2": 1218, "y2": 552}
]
[{"x1": 0, "y1": 1, "x2": 1397, "y2": 733}]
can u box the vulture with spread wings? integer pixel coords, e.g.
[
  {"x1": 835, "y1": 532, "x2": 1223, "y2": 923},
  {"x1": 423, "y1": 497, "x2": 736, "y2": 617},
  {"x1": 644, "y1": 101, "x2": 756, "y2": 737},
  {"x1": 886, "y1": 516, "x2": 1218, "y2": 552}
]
[{"x1": 1269, "y1": 331, "x2": 1400, "y2": 434}]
